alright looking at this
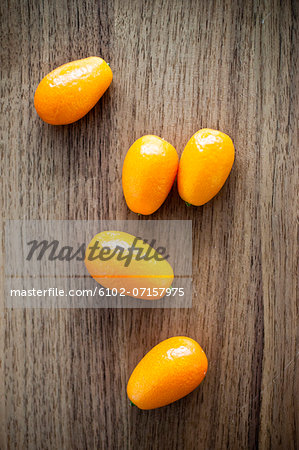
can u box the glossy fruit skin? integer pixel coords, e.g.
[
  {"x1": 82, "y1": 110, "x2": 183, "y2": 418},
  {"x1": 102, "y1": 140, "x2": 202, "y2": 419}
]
[
  {"x1": 34, "y1": 57, "x2": 113, "y2": 125},
  {"x1": 178, "y1": 129, "x2": 235, "y2": 206},
  {"x1": 122, "y1": 135, "x2": 179, "y2": 215},
  {"x1": 84, "y1": 231, "x2": 173, "y2": 300},
  {"x1": 127, "y1": 336, "x2": 208, "y2": 409}
]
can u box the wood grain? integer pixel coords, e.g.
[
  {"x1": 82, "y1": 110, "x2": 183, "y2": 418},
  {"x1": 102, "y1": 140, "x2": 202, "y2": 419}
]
[{"x1": 0, "y1": 0, "x2": 298, "y2": 448}]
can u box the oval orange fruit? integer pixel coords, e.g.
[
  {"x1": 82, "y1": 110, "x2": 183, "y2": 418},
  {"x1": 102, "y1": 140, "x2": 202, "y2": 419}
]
[
  {"x1": 127, "y1": 336, "x2": 208, "y2": 409},
  {"x1": 84, "y1": 231, "x2": 174, "y2": 300},
  {"x1": 122, "y1": 135, "x2": 179, "y2": 215},
  {"x1": 178, "y1": 128, "x2": 235, "y2": 206},
  {"x1": 34, "y1": 56, "x2": 113, "y2": 125}
]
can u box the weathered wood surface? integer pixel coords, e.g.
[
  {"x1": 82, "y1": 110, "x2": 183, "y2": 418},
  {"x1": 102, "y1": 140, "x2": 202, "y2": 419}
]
[{"x1": 0, "y1": 0, "x2": 298, "y2": 448}]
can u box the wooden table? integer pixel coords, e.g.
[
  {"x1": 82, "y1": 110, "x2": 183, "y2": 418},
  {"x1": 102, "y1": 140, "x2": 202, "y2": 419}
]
[{"x1": 1, "y1": 0, "x2": 298, "y2": 448}]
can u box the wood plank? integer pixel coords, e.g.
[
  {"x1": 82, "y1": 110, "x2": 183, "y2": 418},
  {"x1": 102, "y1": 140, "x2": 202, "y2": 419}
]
[{"x1": 0, "y1": 0, "x2": 298, "y2": 448}]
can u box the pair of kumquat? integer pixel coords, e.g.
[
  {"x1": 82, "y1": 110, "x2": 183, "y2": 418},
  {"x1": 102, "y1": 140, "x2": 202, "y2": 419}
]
[
  {"x1": 122, "y1": 130, "x2": 235, "y2": 214},
  {"x1": 83, "y1": 230, "x2": 208, "y2": 409},
  {"x1": 33, "y1": 55, "x2": 236, "y2": 409}
]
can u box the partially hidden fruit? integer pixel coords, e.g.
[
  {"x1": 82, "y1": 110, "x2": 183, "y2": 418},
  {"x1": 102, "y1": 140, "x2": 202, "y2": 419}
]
[
  {"x1": 178, "y1": 128, "x2": 235, "y2": 206},
  {"x1": 84, "y1": 231, "x2": 173, "y2": 300},
  {"x1": 34, "y1": 56, "x2": 113, "y2": 125},
  {"x1": 122, "y1": 135, "x2": 179, "y2": 215},
  {"x1": 127, "y1": 336, "x2": 208, "y2": 409}
]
